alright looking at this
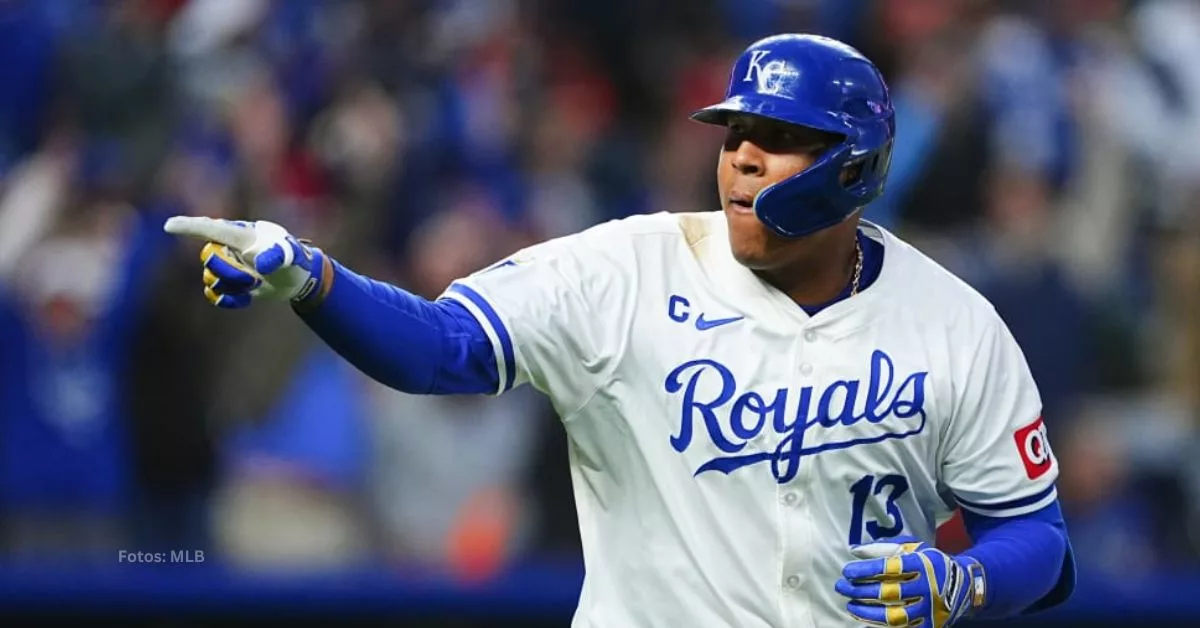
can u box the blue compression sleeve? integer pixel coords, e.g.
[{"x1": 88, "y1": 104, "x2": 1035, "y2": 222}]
[
  {"x1": 296, "y1": 260, "x2": 500, "y2": 395},
  {"x1": 960, "y1": 500, "x2": 1075, "y2": 618}
]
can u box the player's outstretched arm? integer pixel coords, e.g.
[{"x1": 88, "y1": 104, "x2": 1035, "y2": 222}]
[{"x1": 164, "y1": 216, "x2": 501, "y2": 395}]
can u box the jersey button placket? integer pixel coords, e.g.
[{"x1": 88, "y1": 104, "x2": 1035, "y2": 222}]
[
  {"x1": 776, "y1": 332, "x2": 809, "y2": 624},
  {"x1": 786, "y1": 329, "x2": 819, "y2": 614},
  {"x1": 780, "y1": 485, "x2": 808, "y2": 598}
]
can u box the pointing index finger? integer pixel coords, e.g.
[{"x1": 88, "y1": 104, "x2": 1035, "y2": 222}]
[{"x1": 164, "y1": 216, "x2": 257, "y2": 250}]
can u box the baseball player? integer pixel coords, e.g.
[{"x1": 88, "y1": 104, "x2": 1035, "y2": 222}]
[{"x1": 166, "y1": 34, "x2": 1074, "y2": 628}]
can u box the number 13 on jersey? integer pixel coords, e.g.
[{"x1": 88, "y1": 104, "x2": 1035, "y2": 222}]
[{"x1": 848, "y1": 474, "x2": 910, "y2": 545}]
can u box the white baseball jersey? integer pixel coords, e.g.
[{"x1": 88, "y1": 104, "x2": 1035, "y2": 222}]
[{"x1": 441, "y1": 211, "x2": 1059, "y2": 628}]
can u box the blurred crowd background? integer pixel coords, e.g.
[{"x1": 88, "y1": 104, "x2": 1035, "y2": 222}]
[{"x1": 0, "y1": 0, "x2": 1198, "y2": 607}]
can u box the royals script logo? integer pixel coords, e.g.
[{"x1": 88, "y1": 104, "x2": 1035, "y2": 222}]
[{"x1": 665, "y1": 350, "x2": 929, "y2": 483}]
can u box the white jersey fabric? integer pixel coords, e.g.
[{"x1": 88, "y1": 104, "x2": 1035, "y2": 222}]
[{"x1": 441, "y1": 211, "x2": 1059, "y2": 628}]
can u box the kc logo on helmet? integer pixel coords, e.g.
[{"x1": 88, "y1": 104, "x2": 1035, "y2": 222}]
[
  {"x1": 741, "y1": 50, "x2": 798, "y2": 96},
  {"x1": 1013, "y1": 416, "x2": 1053, "y2": 480}
]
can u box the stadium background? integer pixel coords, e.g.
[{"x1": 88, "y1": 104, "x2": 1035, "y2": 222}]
[{"x1": 0, "y1": 0, "x2": 1197, "y2": 625}]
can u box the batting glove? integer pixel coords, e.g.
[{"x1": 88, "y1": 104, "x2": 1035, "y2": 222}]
[
  {"x1": 836, "y1": 537, "x2": 986, "y2": 628},
  {"x1": 163, "y1": 216, "x2": 329, "y2": 309}
]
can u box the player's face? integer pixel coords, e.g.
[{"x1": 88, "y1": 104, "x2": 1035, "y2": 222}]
[{"x1": 717, "y1": 114, "x2": 842, "y2": 270}]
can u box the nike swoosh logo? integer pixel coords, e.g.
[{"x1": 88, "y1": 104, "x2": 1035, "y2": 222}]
[{"x1": 695, "y1": 314, "x2": 744, "y2": 331}]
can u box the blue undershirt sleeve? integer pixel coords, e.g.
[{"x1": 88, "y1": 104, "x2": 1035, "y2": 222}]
[
  {"x1": 960, "y1": 499, "x2": 1076, "y2": 619},
  {"x1": 295, "y1": 260, "x2": 500, "y2": 395}
]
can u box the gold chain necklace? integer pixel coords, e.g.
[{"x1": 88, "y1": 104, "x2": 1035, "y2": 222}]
[{"x1": 850, "y1": 237, "x2": 863, "y2": 297}]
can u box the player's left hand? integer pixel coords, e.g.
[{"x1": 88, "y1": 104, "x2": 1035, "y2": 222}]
[{"x1": 835, "y1": 537, "x2": 985, "y2": 628}]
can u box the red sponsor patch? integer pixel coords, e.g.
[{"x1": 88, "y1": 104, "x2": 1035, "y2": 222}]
[{"x1": 1013, "y1": 416, "x2": 1053, "y2": 480}]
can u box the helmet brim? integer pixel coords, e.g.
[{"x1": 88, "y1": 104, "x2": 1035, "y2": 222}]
[{"x1": 689, "y1": 95, "x2": 853, "y2": 138}]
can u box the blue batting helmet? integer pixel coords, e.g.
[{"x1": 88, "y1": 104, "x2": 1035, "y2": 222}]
[{"x1": 692, "y1": 34, "x2": 895, "y2": 238}]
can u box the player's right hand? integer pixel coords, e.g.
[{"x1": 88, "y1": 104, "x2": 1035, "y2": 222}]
[
  {"x1": 836, "y1": 538, "x2": 983, "y2": 628},
  {"x1": 163, "y1": 216, "x2": 328, "y2": 309}
]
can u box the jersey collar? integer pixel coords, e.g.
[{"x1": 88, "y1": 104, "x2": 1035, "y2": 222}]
[{"x1": 697, "y1": 213, "x2": 899, "y2": 339}]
